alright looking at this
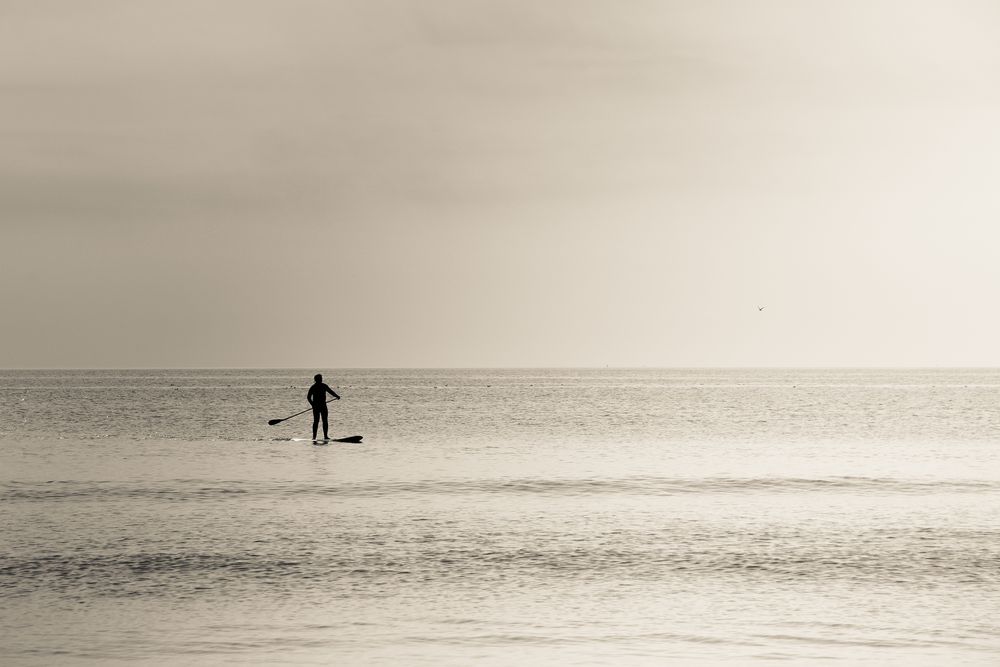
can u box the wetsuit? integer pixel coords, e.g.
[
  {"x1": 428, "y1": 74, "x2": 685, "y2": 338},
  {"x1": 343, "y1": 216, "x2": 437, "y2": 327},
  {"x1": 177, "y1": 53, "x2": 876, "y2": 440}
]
[{"x1": 307, "y1": 382, "x2": 340, "y2": 439}]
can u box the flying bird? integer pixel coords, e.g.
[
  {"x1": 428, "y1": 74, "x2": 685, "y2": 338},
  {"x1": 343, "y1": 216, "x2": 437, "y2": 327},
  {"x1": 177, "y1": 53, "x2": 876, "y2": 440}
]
[{"x1": 757, "y1": 306, "x2": 765, "y2": 311}]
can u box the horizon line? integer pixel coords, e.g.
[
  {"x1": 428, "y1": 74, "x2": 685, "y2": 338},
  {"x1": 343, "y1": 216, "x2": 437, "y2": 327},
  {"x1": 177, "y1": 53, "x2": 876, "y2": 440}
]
[{"x1": 4, "y1": 365, "x2": 1000, "y2": 371}]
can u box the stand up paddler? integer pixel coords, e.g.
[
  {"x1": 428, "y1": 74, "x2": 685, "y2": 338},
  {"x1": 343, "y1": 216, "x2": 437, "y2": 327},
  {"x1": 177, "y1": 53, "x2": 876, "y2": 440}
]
[{"x1": 308, "y1": 374, "x2": 340, "y2": 440}]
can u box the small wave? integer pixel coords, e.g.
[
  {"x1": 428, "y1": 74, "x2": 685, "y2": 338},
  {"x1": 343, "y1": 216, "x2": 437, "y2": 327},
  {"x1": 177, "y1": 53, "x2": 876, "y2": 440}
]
[
  {"x1": 4, "y1": 476, "x2": 999, "y2": 502},
  {"x1": 406, "y1": 630, "x2": 760, "y2": 648},
  {"x1": 4, "y1": 534, "x2": 1000, "y2": 599},
  {"x1": 0, "y1": 552, "x2": 313, "y2": 599},
  {"x1": 0, "y1": 480, "x2": 254, "y2": 502}
]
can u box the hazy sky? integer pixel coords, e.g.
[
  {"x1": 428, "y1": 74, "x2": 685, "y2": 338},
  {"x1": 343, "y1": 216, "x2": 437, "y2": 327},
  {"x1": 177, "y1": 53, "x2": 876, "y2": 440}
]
[{"x1": 4, "y1": 1, "x2": 1000, "y2": 367}]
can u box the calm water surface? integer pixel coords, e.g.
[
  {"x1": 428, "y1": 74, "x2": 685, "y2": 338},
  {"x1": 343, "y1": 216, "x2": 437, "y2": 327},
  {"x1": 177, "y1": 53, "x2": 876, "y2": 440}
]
[{"x1": 2, "y1": 369, "x2": 999, "y2": 665}]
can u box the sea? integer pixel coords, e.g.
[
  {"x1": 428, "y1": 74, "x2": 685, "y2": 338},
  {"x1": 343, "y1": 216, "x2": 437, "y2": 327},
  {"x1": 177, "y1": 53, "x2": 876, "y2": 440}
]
[{"x1": 2, "y1": 368, "x2": 999, "y2": 665}]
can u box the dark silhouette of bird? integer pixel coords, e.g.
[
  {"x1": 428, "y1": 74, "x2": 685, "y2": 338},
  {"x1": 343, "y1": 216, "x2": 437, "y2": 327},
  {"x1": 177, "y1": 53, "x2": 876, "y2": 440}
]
[{"x1": 757, "y1": 306, "x2": 765, "y2": 311}]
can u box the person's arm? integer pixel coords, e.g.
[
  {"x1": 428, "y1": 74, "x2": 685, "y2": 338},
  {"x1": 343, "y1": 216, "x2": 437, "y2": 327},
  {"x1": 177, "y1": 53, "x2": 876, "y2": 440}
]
[
  {"x1": 307, "y1": 386, "x2": 315, "y2": 406},
  {"x1": 326, "y1": 385, "x2": 341, "y2": 400}
]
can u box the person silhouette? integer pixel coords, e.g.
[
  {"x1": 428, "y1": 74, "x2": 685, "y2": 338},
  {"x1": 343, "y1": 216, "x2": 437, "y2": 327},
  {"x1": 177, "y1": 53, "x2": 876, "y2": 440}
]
[{"x1": 307, "y1": 374, "x2": 340, "y2": 440}]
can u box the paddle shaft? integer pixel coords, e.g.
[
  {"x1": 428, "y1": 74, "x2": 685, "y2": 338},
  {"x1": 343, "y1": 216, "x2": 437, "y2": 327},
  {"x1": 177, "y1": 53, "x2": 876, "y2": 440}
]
[{"x1": 268, "y1": 397, "x2": 339, "y2": 425}]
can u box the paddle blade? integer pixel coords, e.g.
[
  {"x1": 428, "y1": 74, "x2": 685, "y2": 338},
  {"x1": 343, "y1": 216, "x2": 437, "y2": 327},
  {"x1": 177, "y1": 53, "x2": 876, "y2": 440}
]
[{"x1": 267, "y1": 419, "x2": 284, "y2": 426}]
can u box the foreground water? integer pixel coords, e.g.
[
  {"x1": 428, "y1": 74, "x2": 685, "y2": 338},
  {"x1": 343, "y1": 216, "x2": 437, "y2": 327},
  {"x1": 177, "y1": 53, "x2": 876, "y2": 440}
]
[{"x1": 2, "y1": 368, "x2": 999, "y2": 665}]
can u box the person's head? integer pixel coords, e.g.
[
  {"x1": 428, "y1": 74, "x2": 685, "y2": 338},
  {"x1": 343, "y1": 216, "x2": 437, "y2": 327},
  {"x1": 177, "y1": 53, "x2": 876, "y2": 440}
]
[{"x1": 314, "y1": 374, "x2": 323, "y2": 383}]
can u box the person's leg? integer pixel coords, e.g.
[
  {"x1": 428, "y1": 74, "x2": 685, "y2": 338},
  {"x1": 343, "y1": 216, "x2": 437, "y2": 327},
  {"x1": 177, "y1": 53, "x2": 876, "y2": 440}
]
[
  {"x1": 321, "y1": 407, "x2": 329, "y2": 439},
  {"x1": 312, "y1": 408, "x2": 320, "y2": 440}
]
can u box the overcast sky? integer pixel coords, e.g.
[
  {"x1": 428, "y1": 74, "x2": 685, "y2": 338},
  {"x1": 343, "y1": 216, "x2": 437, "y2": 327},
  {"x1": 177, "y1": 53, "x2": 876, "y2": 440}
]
[{"x1": 3, "y1": 1, "x2": 1000, "y2": 368}]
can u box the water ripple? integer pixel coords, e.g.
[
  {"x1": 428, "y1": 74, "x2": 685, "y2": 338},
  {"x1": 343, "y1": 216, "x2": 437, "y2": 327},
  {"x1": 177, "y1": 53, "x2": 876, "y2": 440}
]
[{"x1": 4, "y1": 475, "x2": 999, "y2": 502}]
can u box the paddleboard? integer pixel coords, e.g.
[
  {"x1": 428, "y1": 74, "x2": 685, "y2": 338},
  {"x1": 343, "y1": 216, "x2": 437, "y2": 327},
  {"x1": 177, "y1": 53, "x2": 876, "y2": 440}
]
[{"x1": 285, "y1": 436, "x2": 363, "y2": 444}]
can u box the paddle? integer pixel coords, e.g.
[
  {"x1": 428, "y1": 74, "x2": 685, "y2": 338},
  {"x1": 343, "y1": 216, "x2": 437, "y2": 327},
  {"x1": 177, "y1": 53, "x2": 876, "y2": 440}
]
[{"x1": 267, "y1": 397, "x2": 339, "y2": 426}]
